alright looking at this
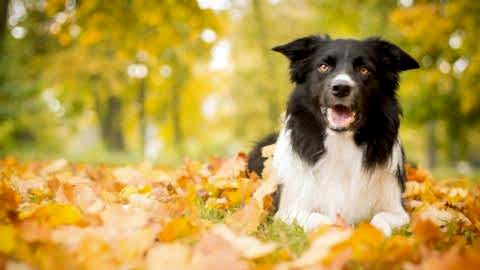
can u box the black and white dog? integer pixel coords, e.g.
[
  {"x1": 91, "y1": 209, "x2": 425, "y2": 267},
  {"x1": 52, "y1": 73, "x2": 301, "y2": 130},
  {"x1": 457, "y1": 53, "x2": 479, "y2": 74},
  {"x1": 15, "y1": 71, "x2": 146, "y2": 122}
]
[{"x1": 247, "y1": 35, "x2": 419, "y2": 235}]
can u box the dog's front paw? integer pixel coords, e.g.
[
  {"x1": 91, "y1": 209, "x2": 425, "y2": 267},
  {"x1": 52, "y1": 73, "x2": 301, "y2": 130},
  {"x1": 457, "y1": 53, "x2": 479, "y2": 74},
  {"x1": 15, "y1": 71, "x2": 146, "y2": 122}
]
[
  {"x1": 370, "y1": 211, "x2": 410, "y2": 236},
  {"x1": 370, "y1": 215, "x2": 392, "y2": 236},
  {"x1": 304, "y1": 212, "x2": 333, "y2": 231}
]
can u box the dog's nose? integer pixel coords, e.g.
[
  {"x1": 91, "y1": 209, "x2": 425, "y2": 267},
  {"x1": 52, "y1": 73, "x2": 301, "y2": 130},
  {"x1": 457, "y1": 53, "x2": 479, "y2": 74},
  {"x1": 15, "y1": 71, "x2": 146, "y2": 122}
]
[{"x1": 331, "y1": 83, "x2": 351, "y2": 97}]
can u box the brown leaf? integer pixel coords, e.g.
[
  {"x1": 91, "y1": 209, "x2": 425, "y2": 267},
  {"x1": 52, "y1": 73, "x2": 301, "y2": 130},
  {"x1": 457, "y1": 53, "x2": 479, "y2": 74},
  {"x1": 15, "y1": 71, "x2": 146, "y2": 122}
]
[
  {"x1": 192, "y1": 228, "x2": 249, "y2": 270},
  {"x1": 288, "y1": 228, "x2": 352, "y2": 268},
  {"x1": 225, "y1": 201, "x2": 265, "y2": 234},
  {"x1": 112, "y1": 167, "x2": 148, "y2": 185},
  {"x1": 146, "y1": 243, "x2": 191, "y2": 270},
  {"x1": 211, "y1": 225, "x2": 276, "y2": 259},
  {"x1": 211, "y1": 154, "x2": 247, "y2": 181},
  {"x1": 253, "y1": 176, "x2": 278, "y2": 204},
  {"x1": 405, "y1": 165, "x2": 432, "y2": 183},
  {"x1": 412, "y1": 217, "x2": 443, "y2": 244},
  {"x1": 405, "y1": 246, "x2": 480, "y2": 270}
]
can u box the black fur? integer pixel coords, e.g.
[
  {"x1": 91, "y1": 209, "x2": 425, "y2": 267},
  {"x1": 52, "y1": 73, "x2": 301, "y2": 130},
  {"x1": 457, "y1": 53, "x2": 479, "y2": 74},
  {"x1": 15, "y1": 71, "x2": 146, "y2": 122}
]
[
  {"x1": 396, "y1": 145, "x2": 407, "y2": 192},
  {"x1": 285, "y1": 87, "x2": 327, "y2": 165},
  {"x1": 247, "y1": 133, "x2": 278, "y2": 176}
]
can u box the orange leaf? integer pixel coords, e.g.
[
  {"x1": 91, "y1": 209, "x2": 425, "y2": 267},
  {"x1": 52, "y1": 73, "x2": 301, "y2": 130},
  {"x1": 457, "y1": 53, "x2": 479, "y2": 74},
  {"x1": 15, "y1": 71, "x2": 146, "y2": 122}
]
[
  {"x1": 412, "y1": 217, "x2": 443, "y2": 244},
  {"x1": 157, "y1": 217, "x2": 197, "y2": 242}
]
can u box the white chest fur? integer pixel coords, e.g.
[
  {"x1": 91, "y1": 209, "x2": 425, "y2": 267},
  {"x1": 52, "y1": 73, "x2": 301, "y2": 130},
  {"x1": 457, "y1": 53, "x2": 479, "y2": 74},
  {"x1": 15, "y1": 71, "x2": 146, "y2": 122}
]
[{"x1": 272, "y1": 120, "x2": 407, "y2": 233}]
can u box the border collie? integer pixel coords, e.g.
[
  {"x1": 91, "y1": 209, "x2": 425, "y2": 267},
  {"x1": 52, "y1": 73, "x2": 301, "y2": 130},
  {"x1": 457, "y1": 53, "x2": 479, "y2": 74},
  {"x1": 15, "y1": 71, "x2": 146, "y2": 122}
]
[{"x1": 247, "y1": 35, "x2": 419, "y2": 235}]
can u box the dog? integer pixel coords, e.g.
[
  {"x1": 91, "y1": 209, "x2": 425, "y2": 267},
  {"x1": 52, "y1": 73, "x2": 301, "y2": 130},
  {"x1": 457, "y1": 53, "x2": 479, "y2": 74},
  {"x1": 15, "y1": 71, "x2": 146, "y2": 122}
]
[{"x1": 247, "y1": 35, "x2": 419, "y2": 236}]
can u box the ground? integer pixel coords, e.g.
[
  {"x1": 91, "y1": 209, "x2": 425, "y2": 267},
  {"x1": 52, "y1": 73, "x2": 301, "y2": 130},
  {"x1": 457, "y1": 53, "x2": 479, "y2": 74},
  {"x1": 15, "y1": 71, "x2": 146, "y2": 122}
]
[{"x1": 1, "y1": 152, "x2": 480, "y2": 270}]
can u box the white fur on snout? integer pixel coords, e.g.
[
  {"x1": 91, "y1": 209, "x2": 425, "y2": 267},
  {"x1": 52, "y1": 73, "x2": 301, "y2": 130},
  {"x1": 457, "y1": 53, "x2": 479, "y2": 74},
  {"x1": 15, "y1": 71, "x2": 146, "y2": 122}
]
[{"x1": 332, "y1": 73, "x2": 355, "y2": 87}]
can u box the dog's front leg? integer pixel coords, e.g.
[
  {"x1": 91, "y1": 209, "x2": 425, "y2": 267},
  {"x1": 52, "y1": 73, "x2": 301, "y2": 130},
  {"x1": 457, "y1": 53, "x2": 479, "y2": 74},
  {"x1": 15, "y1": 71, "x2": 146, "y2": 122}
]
[
  {"x1": 370, "y1": 210, "x2": 409, "y2": 236},
  {"x1": 276, "y1": 210, "x2": 333, "y2": 231},
  {"x1": 296, "y1": 211, "x2": 334, "y2": 232},
  {"x1": 370, "y1": 170, "x2": 410, "y2": 236}
]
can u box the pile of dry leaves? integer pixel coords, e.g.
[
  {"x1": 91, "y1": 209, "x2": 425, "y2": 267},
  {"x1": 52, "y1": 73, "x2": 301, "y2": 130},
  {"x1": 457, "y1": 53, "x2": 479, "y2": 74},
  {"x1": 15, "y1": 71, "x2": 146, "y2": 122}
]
[{"x1": 1, "y1": 152, "x2": 480, "y2": 270}]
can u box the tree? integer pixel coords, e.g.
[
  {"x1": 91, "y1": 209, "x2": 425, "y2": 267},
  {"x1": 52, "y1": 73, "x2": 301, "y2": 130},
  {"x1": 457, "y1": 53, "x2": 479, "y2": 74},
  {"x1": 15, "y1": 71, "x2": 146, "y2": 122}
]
[
  {"x1": 391, "y1": 0, "x2": 480, "y2": 167},
  {"x1": 4, "y1": 0, "x2": 225, "y2": 158}
]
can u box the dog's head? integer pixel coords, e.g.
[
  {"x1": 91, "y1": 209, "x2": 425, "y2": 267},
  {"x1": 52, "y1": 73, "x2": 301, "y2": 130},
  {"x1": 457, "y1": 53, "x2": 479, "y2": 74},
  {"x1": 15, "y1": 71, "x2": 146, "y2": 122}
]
[{"x1": 274, "y1": 35, "x2": 419, "y2": 132}]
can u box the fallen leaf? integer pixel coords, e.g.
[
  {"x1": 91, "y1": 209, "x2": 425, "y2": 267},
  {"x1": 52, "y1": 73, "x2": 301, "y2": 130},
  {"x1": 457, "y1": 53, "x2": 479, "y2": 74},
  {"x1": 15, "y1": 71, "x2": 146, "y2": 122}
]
[
  {"x1": 192, "y1": 228, "x2": 249, "y2": 270},
  {"x1": 0, "y1": 225, "x2": 17, "y2": 253},
  {"x1": 253, "y1": 176, "x2": 278, "y2": 207},
  {"x1": 116, "y1": 229, "x2": 156, "y2": 265},
  {"x1": 212, "y1": 225, "x2": 277, "y2": 259},
  {"x1": 73, "y1": 184, "x2": 105, "y2": 214},
  {"x1": 146, "y1": 243, "x2": 191, "y2": 270},
  {"x1": 288, "y1": 228, "x2": 352, "y2": 268},
  {"x1": 157, "y1": 217, "x2": 197, "y2": 242},
  {"x1": 225, "y1": 201, "x2": 264, "y2": 234},
  {"x1": 113, "y1": 167, "x2": 148, "y2": 185},
  {"x1": 349, "y1": 223, "x2": 385, "y2": 262},
  {"x1": 412, "y1": 217, "x2": 443, "y2": 244},
  {"x1": 19, "y1": 203, "x2": 83, "y2": 227},
  {"x1": 40, "y1": 159, "x2": 68, "y2": 175}
]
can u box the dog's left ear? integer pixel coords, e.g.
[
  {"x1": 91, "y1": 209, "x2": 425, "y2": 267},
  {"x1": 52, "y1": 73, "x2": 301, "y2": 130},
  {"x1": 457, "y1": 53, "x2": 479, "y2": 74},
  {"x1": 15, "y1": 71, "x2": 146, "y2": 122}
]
[
  {"x1": 272, "y1": 34, "x2": 330, "y2": 62},
  {"x1": 273, "y1": 35, "x2": 330, "y2": 82},
  {"x1": 367, "y1": 38, "x2": 419, "y2": 72}
]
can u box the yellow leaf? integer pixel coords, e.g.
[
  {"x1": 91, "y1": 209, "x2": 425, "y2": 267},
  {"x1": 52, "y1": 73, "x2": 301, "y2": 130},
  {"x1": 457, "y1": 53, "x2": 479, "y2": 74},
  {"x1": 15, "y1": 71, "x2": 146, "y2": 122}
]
[
  {"x1": 350, "y1": 223, "x2": 385, "y2": 262},
  {"x1": 0, "y1": 224, "x2": 16, "y2": 253},
  {"x1": 19, "y1": 203, "x2": 83, "y2": 227},
  {"x1": 117, "y1": 229, "x2": 156, "y2": 264},
  {"x1": 158, "y1": 217, "x2": 197, "y2": 242},
  {"x1": 261, "y1": 144, "x2": 275, "y2": 158}
]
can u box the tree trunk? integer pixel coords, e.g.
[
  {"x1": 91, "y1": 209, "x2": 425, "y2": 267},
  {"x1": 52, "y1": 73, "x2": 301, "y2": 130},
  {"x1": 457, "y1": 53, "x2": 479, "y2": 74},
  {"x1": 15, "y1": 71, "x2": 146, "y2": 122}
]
[
  {"x1": 446, "y1": 78, "x2": 465, "y2": 166},
  {"x1": 0, "y1": 0, "x2": 8, "y2": 44},
  {"x1": 168, "y1": 56, "x2": 187, "y2": 154},
  {"x1": 93, "y1": 89, "x2": 125, "y2": 151},
  {"x1": 0, "y1": 0, "x2": 8, "y2": 91},
  {"x1": 104, "y1": 96, "x2": 125, "y2": 151},
  {"x1": 171, "y1": 80, "x2": 183, "y2": 151},
  {"x1": 138, "y1": 78, "x2": 147, "y2": 155},
  {"x1": 426, "y1": 120, "x2": 437, "y2": 169}
]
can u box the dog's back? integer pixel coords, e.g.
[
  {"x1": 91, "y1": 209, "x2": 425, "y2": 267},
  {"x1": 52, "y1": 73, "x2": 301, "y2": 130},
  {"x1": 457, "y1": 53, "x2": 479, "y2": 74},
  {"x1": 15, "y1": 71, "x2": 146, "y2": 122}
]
[{"x1": 247, "y1": 133, "x2": 278, "y2": 176}]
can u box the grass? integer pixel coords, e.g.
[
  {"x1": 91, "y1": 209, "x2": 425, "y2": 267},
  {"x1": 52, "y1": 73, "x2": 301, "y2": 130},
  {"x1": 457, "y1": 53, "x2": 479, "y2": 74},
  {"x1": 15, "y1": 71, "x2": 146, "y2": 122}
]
[
  {"x1": 196, "y1": 198, "x2": 231, "y2": 223},
  {"x1": 197, "y1": 197, "x2": 309, "y2": 260},
  {"x1": 255, "y1": 217, "x2": 309, "y2": 257}
]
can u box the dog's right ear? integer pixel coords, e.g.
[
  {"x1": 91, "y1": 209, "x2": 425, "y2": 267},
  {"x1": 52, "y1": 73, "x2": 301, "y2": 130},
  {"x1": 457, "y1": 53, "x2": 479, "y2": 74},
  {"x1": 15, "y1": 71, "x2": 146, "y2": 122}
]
[{"x1": 272, "y1": 34, "x2": 330, "y2": 62}]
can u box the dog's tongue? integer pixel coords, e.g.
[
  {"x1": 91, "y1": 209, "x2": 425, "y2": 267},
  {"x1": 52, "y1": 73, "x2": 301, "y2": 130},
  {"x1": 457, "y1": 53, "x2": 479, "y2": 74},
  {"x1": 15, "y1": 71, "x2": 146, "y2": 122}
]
[{"x1": 327, "y1": 106, "x2": 355, "y2": 129}]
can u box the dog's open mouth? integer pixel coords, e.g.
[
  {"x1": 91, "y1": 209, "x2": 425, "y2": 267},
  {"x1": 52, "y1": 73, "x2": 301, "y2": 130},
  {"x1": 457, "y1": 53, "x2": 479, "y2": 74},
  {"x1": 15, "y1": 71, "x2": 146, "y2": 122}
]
[{"x1": 326, "y1": 105, "x2": 356, "y2": 131}]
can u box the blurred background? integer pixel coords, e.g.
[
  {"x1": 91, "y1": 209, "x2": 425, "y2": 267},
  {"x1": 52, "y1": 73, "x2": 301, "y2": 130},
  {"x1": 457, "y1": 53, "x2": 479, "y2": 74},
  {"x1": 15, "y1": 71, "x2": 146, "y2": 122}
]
[{"x1": 0, "y1": 0, "x2": 479, "y2": 177}]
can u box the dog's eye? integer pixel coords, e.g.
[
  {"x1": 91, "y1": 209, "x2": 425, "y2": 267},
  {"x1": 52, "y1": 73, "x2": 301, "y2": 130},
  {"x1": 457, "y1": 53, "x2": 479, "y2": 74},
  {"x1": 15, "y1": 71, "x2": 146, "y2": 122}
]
[
  {"x1": 318, "y1": 64, "x2": 330, "y2": 73},
  {"x1": 359, "y1": 67, "x2": 370, "y2": 75}
]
